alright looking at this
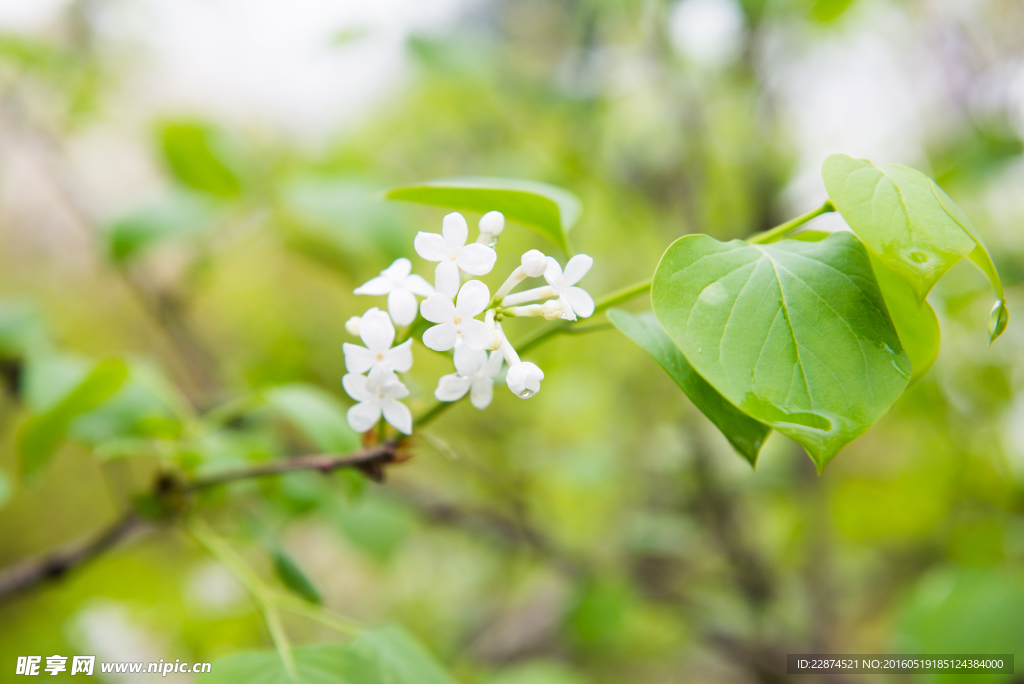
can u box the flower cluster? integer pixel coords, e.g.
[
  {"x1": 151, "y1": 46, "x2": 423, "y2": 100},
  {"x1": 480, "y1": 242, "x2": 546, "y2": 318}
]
[{"x1": 342, "y1": 210, "x2": 594, "y2": 434}]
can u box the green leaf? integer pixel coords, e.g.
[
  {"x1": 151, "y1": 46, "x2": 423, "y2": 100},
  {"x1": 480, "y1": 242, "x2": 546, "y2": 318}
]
[
  {"x1": 822, "y1": 154, "x2": 1007, "y2": 341},
  {"x1": 0, "y1": 300, "x2": 48, "y2": 359},
  {"x1": 342, "y1": 625, "x2": 456, "y2": 684},
  {"x1": 159, "y1": 122, "x2": 242, "y2": 197},
  {"x1": 335, "y1": 492, "x2": 412, "y2": 562},
  {"x1": 812, "y1": 0, "x2": 856, "y2": 22},
  {"x1": 272, "y1": 548, "x2": 323, "y2": 605},
  {"x1": 652, "y1": 231, "x2": 911, "y2": 470},
  {"x1": 869, "y1": 252, "x2": 940, "y2": 384},
  {"x1": 104, "y1": 191, "x2": 219, "y2": 262},
  {"x1": 18, "y1": 359, "x2": 130, "y2": 477},
  {"x1": 607, "y1": 309, "x2": 769, "y2": 466},
  {"x1": 198, "y1": 645, "x2": 349, "y2": 684},
  {"x1": 384, "y1": 177, "x2": 581, "y2": 252},
  {"x1": 264, "y1": 384, "x2": 360, "y2": 453},
  {"x1": 792, "y1": 231, "x2": 940, "y2": 385}
]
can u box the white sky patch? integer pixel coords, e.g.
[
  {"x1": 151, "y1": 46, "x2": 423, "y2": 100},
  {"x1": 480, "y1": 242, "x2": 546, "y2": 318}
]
[{"x1": 668, "y1": 0, "x2": 746, "y2": 68}]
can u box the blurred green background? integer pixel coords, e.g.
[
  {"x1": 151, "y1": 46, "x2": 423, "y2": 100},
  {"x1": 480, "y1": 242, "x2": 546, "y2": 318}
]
[{"x1": 1, "y1": 0, "x2": 1023, "y2": 682}]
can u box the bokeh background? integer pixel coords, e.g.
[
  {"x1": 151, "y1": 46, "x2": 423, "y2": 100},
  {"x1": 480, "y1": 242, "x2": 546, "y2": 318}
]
[{"x1": 1, "y1": 0, "x2": 1023, "y2": 682}]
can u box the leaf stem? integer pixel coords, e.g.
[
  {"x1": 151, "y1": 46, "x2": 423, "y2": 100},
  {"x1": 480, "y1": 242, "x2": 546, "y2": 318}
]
[{"x1": 747, "y1": 200, "x2": 835, "y2": 244}]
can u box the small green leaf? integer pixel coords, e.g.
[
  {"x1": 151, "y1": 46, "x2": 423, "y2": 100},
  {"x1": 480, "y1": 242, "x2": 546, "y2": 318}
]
[
  {"x1": 335, "y1": 492, "x2": 412, "y2": 562},
  {"x1": 272, "y1": 548, "x2": 323, "y2": 605},
  {"x1": 822, "y1": 154, "x2": 1007, "y2": 338},
  {"x1": 198, "y1": 645, "x2": 349, "y2": 684},
  {"x1": 384, "y1": 177, "x2": 581, "y2": 252},
  {"x1": 104, "y1": 191, "x2": 219, "y2": 262},
  {"x1": 0, "y1": 300, "x2": 48, "y2": 359},
  {"x1": 18, "y1": 359, "x2": 130, "y2": 477},
  {"x1": 264, "y1": 384, "x2": 360, "y2": 453},
  {"x1": 653, "y1": 232, "x2": 910, "y2": 470},
  {"x1": 608, "y1": 309, "x2": 769, "y2": 466},
  {"x1": 342, "y1": 625, "x2": 456, "y2": 684},
  {"x1": 159, "y1": 122, "x2": 242, "y2": 197}
]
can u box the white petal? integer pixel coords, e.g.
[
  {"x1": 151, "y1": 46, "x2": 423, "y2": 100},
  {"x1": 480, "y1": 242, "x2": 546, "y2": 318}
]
[
  {"x1": 385, "y1": 338, "x2": 414, "y2": 373},
  {"x1": 420, "y1": 293, "x2": 456, "y2": 323},
  {"x1": 458, "y1": 319, "x2": 492, "y2": 350},
  {"x1": 342, "y1": 373, "x2": 372, "y2": 402},
  {"x1": 387, "y1": 289, "x2": 419, "y2": 326},
  {"x1": 365, "y1": 364, "x2": 399, "y2": 391},
  {"x1": 506, "y1": 362, "x2": 543, "y2": 398},
  {"x1": 558, "y1": 294, "x2": 577, "y2": 321},
  {"x1": 381, "y1": 399, "x2": 412, "y2": 434},
  {"x1": 353, "y1": 275, "x2": 393, "y2": 296},
  {"x1": 342, "y1": 343, "x2": 375, "y2": 374},
  {"x1": 434, "y1": 373, "x2": 471, "y2": 402},
  {"x1": 359, "y1": 308, "x2": 395, "y2": 351},
  {"x1": 380, "y1": 257, "x2": 412, "y2": 281},
  {"x1": 561, "y1": 254, "x2": 593, "y2": 286},
  {"x1": 456, "y1": 244, "x2": 497, "y2": 276},
  {"x1": 434, "y1": 260, "x2": 461, "y2": 300},
  {"x1": 347, "y1": 401, "x2": 381, "y2": 433},
  {"x1": 542, "y1": 256, "x2": 564, "y2": 287},
  {"x1": 414, "y1": 232, "x2": 449, "y2": 261},
  {"x1": 403, "y1": 274, "x2": 435, "y2": 297},
  {"x1": 563, "y1": 286, "x2": 595, "y2": 318},
  {"x1": 469, "y1": 376, "x2": 494, "y2": 409},
  {"x1": 455, "y1": 279, "x2": 490, "y2": 317},
  {"x1": 484, "y1": 350, "x2": 505, "y2": 376},
  {"x1": 442, "y1": 212, "x2": 468, "y2": 248},
  {"x1": 454, "y1": 341, "x2": 487, "y2": 376},
  {"x1": 380, "y1": 376, "x2": 410, "y2": 399},
  {"x1": 423, "y1": 323, "x2": 458, "y2": 351}
]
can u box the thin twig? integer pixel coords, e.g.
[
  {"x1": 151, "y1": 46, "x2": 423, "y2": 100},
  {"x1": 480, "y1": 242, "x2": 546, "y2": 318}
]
[
  {"x1": 0, "y1": 512, "x2": 145, "y2": 602},
  {"x1": 184, "y1": 441, "x2": 401, "y2": 490}
]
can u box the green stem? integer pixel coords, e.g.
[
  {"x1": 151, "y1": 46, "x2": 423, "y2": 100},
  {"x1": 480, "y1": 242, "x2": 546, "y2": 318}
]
[
  {"x1": 413, "y1": 398, "x2": 455, "y2": 429},
  {"x1": 747, "y1": 200, "x2": 835, "y2": 244},
  {"x1": 185, "y1": 518, "x2": 297, "y2": 678},
  {"x1": 278, "y1": 599, "x2": 361, "y2": 636}
]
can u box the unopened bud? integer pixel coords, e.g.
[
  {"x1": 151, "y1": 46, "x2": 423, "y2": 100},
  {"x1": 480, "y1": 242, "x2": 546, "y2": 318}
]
[
  {"x1": 344, "y1": 316, "x2": 361, "y2": 336},
  {"x1": 521, "y1": 250, "x2": 548, "y2": 278},
  {"x1": 479, "y1": 211, "x2": 505, "y2": 236},
  {"x1": 541, "y1": 299, "x2": 563, "y2": 320}
]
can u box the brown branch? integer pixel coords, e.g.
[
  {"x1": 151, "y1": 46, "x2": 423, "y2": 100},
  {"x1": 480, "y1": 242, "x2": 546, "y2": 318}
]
[
  {"x1": 0, "y1": 442, "x2": 403, "y2": 601},
  {"x1": 0, "y1": 512, "x2": 145, "y2": 602},
  {"x1": 183, "y1": 441, "x2": 401, "y2": 490}
]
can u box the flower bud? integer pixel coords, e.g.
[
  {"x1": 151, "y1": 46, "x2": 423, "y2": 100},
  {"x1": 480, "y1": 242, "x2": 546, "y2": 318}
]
[
  {"x1": 487, "y1": 326, "x2": 506, "y2": 351},
  {"x1": 345, "y1": 316, "x2": 361, "y2": 336},
  {"x1": 506, "y1": 361, "x2": 544, "y2": 399},
  {"x1": 520, "y1": 249, "x2": 548, "y2": 278},
  {"x1": 479, "y1": 211, "x2": 505, "y2": 236},
  {"x1": 541, "y1": 300, "x2": 563, "y2": 321}
]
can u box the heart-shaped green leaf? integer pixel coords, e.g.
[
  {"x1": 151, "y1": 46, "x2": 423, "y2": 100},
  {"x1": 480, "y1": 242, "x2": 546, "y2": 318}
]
[
  {"x1": 608, "y1": 308, "x2": 770, "y2": 466},
  {"x1": 652, "y1": 232, "x2": 911, "y2": 470},
  {"x1": 822, "y1": 154, "x2": 1007, "y2": 342},
  {"x1": 792, "y1": 231, "x2": 940, "y2": 385},
  {"x1": 384, "y1": 177, "x2": 580, "y2": 252}
]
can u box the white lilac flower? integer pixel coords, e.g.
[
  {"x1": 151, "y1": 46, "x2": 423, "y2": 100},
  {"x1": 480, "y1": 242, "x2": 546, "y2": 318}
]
[
  {"x1": 419, "y1": 280, "x2": 492, "y2": 351},
  {"x1": 414, "y1": 213, "x2": 497, "y2": 298},
  {"x1": 506, "y1": 362, "x2": 544, "y2": 399},
  {"x1": 353, "y1": 257, "x2": 434, "y2": 326},
  {"x1": 342, "y1": 307, "x2": 412, "y2": 375},
  {"x1": 434, "y1": 340, "x2": 505, "y2": 409},
  {"x1": 343, "y1": 366, "x2": 412, "y2": 434},
  {"x1": 344, "y1": 316, "x2": 361, "y2": 336},
  {"x1": 543, "y1": 254, "x2": 594, "y2": 321}
]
